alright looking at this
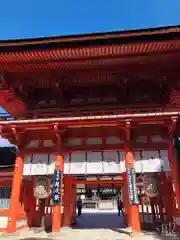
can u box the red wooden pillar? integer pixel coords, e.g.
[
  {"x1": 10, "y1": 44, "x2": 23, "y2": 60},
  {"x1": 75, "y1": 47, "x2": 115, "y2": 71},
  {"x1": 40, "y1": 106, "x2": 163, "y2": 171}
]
[
  {"x1": 124, "y1": 122, "x2": 141, "y2": 233},
  {"x1": 158, "y1": 195, "x2": 164, "y2": 223},
  {"x1": 168, "y1": 125, "x2": 180, "y2": 211},
  {"x1": 160, "y1": 172, "x2": 174, "y2": 222},
  {"x1": 7, "y1": 154, "x2": 24, "y2": 233},
  {"x1": 150, "y1": 198, "x2": 156, "y2": 225},
  {"x1": 122, "y1": 172, "x2": 130, "y2": 224},
  {"x1": 27, "y1": 178, "x2": 36, "y2": 227},
  {"x1": 71, "y1": 182, "x2": 77, "y2": 225},
  {"x1": 63, "y1": 175, "x2": 73, "y2": 227},
  {"x1": 168, "y1": 180, "x2": 176, "y2": 216},
  {"x1": 52, "y1": 154, "x2": 64, "y2": 232}
]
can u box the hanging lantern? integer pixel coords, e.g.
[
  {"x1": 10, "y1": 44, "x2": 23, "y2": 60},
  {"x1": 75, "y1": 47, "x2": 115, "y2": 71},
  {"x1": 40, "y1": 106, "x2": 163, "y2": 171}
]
[
  {"x1": 142, "y1": 174, "x2": 160, "y2": 198},
  {"x1": 34, "y1": 176, "x2": 51, "y2": 199}
]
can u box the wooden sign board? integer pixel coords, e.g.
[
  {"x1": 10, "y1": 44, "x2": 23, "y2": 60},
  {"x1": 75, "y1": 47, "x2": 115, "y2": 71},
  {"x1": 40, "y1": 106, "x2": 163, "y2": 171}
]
[
  {"x1": 52, "y1": 170, "x2": 62, "y2": 204},
  {"x1": 127, "y1": 168, "x2": 139, "y2": 205}
]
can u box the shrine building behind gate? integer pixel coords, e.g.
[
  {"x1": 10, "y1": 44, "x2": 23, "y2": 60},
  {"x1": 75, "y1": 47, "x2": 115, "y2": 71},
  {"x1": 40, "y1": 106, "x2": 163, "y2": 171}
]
[{"x1": 0, "y1": 25, "x2": 180, "y2": 233}]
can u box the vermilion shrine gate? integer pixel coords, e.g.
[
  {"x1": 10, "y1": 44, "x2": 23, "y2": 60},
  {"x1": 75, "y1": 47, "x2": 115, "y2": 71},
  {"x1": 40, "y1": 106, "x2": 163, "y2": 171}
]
[{"x1": 0, "y1": 25, "x2": 180, "y2": 233}]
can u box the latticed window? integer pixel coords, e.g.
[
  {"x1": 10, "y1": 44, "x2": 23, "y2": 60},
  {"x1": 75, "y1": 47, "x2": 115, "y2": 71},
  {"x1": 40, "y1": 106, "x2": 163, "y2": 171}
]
[{"x1": 0, "y1": 187, "x2": 11, "y2": 209}]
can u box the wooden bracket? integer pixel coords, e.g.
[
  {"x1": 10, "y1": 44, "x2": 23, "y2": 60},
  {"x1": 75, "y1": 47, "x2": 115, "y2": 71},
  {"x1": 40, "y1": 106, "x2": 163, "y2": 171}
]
[
  {"x1": 53, "y1": 124, "x2": 61, "y2": 149},
  {"x1": 12, "y1": 127, "x2": 19, "y2": 144},
  {"x1": 168, "y1": 117, "x2": 177, "y2": 135},
  {"x1": 11, "y1": 127, "x2": 21, "y2": 154},
  {"x1": 125, "y1": 119, "x2": 131, "y2": 141}
]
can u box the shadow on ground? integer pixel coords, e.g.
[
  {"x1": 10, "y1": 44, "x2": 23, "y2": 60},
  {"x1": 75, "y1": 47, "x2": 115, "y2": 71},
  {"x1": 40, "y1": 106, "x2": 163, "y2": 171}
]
[
  {"x1": 73, "y1": 212, "x2": 179, "y2": 239},
  {"x1": 73, "y1": 212, "x2": 133, "y2": 235},
  {"x1": 16, "y1": 212, "x2": 180, "y2": 240},
  {"x1": 74, "y1": 212, "x2": 125, "y2": 229}
]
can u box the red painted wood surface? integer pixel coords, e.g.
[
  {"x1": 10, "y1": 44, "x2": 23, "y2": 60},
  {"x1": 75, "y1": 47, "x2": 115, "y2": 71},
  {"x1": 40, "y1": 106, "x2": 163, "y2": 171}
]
[{"x1": 0, "y1": 25, "x2": 180, "y2": 117}]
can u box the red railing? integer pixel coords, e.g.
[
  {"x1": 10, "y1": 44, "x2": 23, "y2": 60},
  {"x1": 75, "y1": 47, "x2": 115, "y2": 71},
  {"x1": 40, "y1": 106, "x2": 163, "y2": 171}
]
[
  {"x1": 0, "y1": 104, "x2": 177, "y2": 121},
  {"x1": 27, "y1": 104, "x2": 176, "y2": 119}
]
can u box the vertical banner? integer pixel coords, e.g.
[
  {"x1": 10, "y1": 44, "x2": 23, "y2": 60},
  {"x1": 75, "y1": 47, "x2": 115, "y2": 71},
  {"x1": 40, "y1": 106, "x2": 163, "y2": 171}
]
[
  {"x1": 52, "y1": 169, "x2": 62, "y2": 204},
  {"x1": 127, "y1": 168, "x2": 139, "y2": 204}
]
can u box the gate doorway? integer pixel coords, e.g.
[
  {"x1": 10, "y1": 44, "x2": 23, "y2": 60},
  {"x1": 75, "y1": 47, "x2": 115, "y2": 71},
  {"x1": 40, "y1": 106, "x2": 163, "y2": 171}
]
[
  {"x1": 72, "y1": 177, "x2": 165, "y2": 232},
  {"x1": 73, "y1": 178, "x2": 126, "y2": 230},
  {"x1": 75, "y1": 178, "x2": 123, "y2": 210}
]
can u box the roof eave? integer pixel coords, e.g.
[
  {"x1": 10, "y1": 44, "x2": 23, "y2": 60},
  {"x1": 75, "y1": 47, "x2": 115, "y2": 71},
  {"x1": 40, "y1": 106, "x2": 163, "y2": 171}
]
[{"x1": 0, "y1": 25, "x2": 180, "y2": 51}]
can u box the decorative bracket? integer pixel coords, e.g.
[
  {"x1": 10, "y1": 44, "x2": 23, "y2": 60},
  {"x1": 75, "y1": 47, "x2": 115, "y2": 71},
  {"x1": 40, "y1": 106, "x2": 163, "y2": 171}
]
[
  {"x1": 12, "y1": 127, "x2": 20, "y2": 152},
  {"x1": 125, "y1": 119, "x2": 131, "y2": 141},
  {"x1": 12, "y1": 127, "x2": 19, "y2": 143},
  {"x1": 168, "y1": 117, "x2": 177, "y2": 136},
  {"x1": 53, "y1": 124, "x2": 61, "y2": 150}
]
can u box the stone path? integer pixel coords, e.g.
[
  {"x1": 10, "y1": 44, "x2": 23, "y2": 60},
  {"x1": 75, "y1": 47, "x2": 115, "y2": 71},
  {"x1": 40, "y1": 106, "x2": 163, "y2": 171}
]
[
  {"x1": 0, "y1": 228, "x2": 178, "y2": 240},
  {"x1": 0, "y1": 210, "x2": 178, "y2": 239},
  {"x1": 75, "y1": 211, "x2": 126, "y2": 229}
]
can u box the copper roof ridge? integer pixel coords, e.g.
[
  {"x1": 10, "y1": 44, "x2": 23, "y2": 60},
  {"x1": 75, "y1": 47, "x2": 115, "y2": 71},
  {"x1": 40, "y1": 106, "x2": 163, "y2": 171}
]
[{"x1": 0, "y1": 25, "x2": 180, "y2": 47}]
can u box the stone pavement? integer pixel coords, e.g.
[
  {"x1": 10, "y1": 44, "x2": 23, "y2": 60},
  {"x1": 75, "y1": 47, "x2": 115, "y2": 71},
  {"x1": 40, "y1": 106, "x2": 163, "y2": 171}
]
[
  {"x1": 0, "y1": 210, "x2": 178, "y2": 239},
  {"x1": 0, "y1": 228, "x2": 178, "y2": 240}
]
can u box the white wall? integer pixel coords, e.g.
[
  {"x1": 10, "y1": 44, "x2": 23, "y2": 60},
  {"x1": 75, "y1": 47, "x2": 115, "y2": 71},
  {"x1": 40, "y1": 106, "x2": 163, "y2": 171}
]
[
  {"x1": 23, "y1": 150, "x2": 171, "y2": 175},
  {"x1": 0, "y1": 216, "x2": 8, "y2": 229}
]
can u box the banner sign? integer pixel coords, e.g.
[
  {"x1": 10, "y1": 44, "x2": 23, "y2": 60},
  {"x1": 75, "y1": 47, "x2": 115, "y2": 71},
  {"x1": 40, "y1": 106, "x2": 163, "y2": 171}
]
[
  {"x1": 52, "y1": 169, "x2": 62, "y2": 204},
  {"x1": 127, "y1": 168, "x2": 139, "y2": 204}
]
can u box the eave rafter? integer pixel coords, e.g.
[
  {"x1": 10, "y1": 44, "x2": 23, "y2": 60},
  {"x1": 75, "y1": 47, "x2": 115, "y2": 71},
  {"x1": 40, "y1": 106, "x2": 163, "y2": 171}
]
[
  {"x1": 0, "y1": 40, "x2": 179, "y2": 63},
  {"x1": 0, "y1": 40, "x2": 180, "y2": 72}
]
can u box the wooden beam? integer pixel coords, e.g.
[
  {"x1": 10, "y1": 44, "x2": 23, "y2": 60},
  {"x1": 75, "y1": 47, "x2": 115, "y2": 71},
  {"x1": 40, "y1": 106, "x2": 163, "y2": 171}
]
[
  {"x1": 6, "y1": 63, "x2": 180, "y2": 88},
  {"x1": 0, "y1": 110, "x2": 178, "y2": 126},
  {"x1": 1, "y1": 49, "x2": 180, "y2": 74},
  {"x1": 19, "y1": 141, "x2": 168, "y2": 154}
]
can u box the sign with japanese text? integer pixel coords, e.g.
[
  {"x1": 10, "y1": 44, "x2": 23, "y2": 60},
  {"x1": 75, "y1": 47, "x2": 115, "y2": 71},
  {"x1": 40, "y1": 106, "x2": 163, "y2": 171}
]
[
  {"x1": 52, "y1": 169, "x2": 62, "y2": 204},
  {"x1": 127, "y1": 168, "x2": 139, "y2": 205}
]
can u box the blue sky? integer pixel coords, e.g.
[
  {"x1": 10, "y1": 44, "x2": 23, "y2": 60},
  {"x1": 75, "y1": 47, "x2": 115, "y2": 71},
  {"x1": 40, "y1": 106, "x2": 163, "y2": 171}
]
[
  {"x1": 0, "y1": 0, "x2": 180, "y2": 113},
  {"x1": 1, "y1": 0, "x2": 180, "y2": 40}
]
